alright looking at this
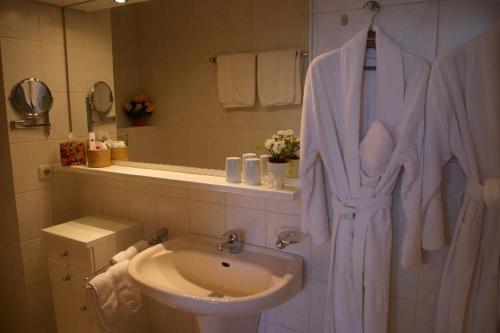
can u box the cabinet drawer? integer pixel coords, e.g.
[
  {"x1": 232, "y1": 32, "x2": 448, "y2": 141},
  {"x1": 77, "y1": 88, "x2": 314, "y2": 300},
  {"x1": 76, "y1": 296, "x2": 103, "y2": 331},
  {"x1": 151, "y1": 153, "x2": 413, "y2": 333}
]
[
  {"x1": 48, "y1": 260, "x2": 72, "y2": 287},
  {"x1": 47, "y1": 238, "x2": 94, "y2": 271}
]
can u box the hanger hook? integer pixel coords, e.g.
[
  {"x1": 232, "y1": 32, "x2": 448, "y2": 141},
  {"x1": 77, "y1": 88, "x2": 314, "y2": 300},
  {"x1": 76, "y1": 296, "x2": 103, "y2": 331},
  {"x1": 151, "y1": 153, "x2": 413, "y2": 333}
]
[{"x1": 363, "y1": 0, "x2": 380, "y2": 25}]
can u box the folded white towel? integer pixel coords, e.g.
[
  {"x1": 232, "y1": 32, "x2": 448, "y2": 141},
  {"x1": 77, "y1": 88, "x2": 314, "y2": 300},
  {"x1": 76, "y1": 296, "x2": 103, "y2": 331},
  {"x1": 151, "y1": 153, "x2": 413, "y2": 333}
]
[
  {"x1": 360, "y1": 121, "x2": 394, "y2": 180},
  {"x1": 217, "y1": 53, "x2": 256, "y2": 108},
  {"x1": 111, "y1": 240, "x2": 149, "y2": 264},
  {"x1": 257, "y1": 49, "x2": 302, "y2": 106},
  {"x1": 87, "y1": 260, "x2": 141, "y2": 331}
]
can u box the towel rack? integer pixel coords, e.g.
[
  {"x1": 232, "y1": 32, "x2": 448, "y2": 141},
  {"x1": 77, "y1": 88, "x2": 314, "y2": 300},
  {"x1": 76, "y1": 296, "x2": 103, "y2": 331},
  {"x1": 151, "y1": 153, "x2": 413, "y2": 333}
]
[
  {"x1": 209, "y1": 50, "x2": 309, "y2": 64},
  {"x1": 83, "y1": 228, "x2": 168, "y2": 289}
]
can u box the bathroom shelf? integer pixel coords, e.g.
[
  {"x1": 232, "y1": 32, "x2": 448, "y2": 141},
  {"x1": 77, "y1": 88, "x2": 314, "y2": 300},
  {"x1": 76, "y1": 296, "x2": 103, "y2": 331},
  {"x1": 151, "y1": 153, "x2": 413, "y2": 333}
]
[{"x1": 55, "y1": 164, "x2": 299, "y2": 201}]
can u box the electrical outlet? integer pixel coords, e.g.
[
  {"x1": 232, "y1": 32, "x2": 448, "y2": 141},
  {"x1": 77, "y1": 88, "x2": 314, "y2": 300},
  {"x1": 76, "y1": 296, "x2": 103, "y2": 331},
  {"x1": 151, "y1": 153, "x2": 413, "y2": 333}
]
[{"x1": 38, "y1": 165, "x2": 53, "y2": 181}]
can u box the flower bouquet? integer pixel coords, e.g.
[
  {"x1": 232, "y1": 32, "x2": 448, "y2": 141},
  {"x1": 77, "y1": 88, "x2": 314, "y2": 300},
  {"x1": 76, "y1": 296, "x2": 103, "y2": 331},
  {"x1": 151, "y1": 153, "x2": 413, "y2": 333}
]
[{"x1": 123, "y1": 95, "x2": 154, "y2": 126}]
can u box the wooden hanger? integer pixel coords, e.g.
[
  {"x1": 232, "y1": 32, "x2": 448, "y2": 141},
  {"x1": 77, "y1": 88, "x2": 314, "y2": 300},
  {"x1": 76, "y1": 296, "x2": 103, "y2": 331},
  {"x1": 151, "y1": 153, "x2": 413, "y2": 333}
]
[{"x1": 363, "y1": 1, "x2": 380, "y2": 70}]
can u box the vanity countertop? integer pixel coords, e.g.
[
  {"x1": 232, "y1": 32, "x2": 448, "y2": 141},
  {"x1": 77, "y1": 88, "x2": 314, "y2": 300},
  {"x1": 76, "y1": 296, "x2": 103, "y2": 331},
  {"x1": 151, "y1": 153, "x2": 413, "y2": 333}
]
[{"x1": 55, "y1": 164, "x2": 299, "y2": 201}]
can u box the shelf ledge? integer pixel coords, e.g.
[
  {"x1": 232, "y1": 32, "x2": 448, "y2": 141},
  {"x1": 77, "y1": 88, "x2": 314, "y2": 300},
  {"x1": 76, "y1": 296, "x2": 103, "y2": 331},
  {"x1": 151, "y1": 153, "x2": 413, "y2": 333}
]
[{"x1": 55, "y1": 164, "x2": 299, "y2": 201}]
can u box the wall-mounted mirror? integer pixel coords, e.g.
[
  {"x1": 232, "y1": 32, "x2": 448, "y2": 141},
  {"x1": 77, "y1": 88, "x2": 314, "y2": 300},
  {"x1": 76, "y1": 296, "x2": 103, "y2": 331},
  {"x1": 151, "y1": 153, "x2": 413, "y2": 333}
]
[
  {"x1": 9, "y1": 77, "x2": 53, "y2": 132},
  {"x1": 11, "y1": 78, "x2": 53, "y2": 118},
  {"x1": 64, "y1": 0, "x2": 310, "y2": 170}
]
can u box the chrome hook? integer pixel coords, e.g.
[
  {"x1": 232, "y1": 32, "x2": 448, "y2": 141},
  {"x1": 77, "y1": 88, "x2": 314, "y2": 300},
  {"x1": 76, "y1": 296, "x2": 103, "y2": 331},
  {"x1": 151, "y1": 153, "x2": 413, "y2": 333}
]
[{"x1": 363, "y1": 0, "x2": 380, "y2": 26}]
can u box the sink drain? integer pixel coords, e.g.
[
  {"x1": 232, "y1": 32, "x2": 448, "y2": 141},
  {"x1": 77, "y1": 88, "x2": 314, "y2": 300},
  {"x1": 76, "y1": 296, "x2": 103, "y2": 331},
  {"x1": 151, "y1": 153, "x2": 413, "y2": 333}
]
[{"x1": 221, "y1": 262, "x2": 230, "y2": 267}]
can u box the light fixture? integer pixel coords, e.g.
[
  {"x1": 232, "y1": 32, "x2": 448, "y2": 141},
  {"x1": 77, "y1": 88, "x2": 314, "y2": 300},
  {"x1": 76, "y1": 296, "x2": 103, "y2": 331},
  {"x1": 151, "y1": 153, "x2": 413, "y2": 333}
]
[{"x1": 114, "y1": 0, "x2": 127, "y2": 4}]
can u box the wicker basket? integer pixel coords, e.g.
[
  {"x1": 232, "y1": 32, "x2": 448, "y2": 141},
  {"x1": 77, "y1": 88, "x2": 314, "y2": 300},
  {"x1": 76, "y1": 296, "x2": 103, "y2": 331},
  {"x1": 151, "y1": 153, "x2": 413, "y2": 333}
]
[
  {"x1": 87, "y1": 149, "x2": 112, "y2": 168},
  {"x1": 111, "y1": 147, "x2": 129, "y2": 161}
]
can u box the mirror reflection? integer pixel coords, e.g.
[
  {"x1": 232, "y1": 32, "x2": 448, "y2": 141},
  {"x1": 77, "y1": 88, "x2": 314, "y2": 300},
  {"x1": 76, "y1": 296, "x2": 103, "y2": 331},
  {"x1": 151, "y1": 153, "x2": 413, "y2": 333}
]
[
  {"x1": 65, "y1": 0, "x2": 310, "y2": 170},
  {"x1": 89, "y1": 81, "x2": 114, "y2": 114}
]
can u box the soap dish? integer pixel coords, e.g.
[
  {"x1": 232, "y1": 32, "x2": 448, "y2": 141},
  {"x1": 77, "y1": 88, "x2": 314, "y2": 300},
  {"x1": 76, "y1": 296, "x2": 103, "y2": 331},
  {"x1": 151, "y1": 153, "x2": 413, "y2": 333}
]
[{"x1": 275, "y1": 227, "x2": 304, "y2": 249}]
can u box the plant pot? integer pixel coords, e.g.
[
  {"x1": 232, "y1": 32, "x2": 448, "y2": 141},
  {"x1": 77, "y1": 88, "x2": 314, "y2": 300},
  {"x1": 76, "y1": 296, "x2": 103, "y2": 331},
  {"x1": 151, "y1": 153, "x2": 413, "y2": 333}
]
[
  {"x1": 286, "y1": 158, "x2": 299, "y2": 178},
  {"x1": 131, "y1": 117, "x2": 147, "y2": 127},
  {"x1": 268, "y1": 161, "x2": 289, "y2": 190}
]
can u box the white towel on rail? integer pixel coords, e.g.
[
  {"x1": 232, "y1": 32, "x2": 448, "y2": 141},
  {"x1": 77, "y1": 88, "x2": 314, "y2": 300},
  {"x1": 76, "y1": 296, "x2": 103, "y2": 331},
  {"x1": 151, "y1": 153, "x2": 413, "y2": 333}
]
[
  {"x1": 87, "y1": 260, "x2": 141, "y2": 331},
  {"x1": 257, "y1": 48, "x2": 302, "y2": 106},
  {"x1": 111, "y1": 240, "x2": 149, "y2": 264},
  {"x1": 217, "y1": 53, "x2": 256, "y2": 108}
]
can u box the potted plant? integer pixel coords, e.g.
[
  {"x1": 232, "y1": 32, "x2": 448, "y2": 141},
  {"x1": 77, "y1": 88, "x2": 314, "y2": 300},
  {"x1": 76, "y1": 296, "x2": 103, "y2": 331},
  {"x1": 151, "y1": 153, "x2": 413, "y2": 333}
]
[
  {"x1": 123, "y1": 95, "x2": 154, "y2": 126},
  {"x1": 260, "y1": 131, "x2": 290, "y2": 189}
]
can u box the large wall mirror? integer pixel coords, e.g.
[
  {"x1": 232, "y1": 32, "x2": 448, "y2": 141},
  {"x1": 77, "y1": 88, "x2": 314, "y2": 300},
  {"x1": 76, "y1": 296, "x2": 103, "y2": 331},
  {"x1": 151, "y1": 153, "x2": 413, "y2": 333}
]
[{"x1": 64, "y1": 0, "x2": 310, "y2": 170}]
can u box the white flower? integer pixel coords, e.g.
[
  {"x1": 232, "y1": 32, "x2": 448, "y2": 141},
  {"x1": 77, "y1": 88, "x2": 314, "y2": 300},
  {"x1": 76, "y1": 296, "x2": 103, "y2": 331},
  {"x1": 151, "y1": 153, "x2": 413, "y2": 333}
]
[
  {"x1": 264, "y1": 139, "x2": 274, "y2": 150},
  {"x1": 277, "y1": 130, "x2": 286, "y2": 136},
  {"x1": 284, "y1": 129, "x2": 294, "y2": 136}
]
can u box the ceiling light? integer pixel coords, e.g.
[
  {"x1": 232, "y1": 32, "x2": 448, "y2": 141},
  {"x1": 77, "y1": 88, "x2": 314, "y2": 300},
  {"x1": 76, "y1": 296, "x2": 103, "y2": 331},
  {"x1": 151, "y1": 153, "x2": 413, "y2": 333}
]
[{"x1": 115, "y1": 0, "x2": 128, "y2": 4}]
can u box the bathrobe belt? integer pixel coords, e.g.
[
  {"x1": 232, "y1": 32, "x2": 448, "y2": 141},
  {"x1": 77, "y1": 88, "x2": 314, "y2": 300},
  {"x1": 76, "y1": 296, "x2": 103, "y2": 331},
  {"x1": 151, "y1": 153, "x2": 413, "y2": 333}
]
[
  {"x1": 330, "y1": 194, "x2": 393, "y2": 315},
  {"x1": 333, "y1": 195, "x2": 393, "y2": 220},
  {"x1": 465, "y1": 178, "x2": 500, "y2": 209}
]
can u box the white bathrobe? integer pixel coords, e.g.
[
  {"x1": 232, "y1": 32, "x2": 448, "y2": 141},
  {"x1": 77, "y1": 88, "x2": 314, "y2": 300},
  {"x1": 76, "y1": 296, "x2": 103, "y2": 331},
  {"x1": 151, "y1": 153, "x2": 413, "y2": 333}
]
[
  {"x1": 422, "y1": 22, "x2": 500, "y2": 333},
  {"x1": 300, "y1": 26, "x2": 430, "y2": 333}
]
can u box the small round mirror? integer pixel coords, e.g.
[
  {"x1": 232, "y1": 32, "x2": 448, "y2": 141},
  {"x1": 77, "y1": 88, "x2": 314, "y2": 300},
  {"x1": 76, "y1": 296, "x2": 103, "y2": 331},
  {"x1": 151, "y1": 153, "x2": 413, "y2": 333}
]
[
  {"x1": 89, "y1": 81, "x2": 113, "y2": 114},
  {"x1": 10, "y1": 78, "x2": 53, "y2": 118}
]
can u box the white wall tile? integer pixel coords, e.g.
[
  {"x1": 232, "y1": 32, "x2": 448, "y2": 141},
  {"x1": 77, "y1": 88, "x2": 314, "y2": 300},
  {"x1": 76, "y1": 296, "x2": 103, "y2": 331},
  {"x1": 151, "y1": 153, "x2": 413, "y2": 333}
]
[
  {"x1": 189, "y1": 200, "x2": 225, "y2": 237},
  {"x1": 157, "y1": 196, "x2": 190, "y2": 238},
  {"x1": 310, "y1": 240, "x2": 331, "y2": 282},
  {"x1": 16, "y1": 188, "x2": 53, "y2": 241},
  {"x1": 38, "y1": 3, "x2": 65, "y2": 45},
  {"x1": 0, "y1": 0, "x2": 39, "y2": 41},
  {"x1": 189, "y1": 188, "x2": 225, "y2": 204},
  {"x1": 9, "y1": 141, "x2": 50, "y2": 193},
  {"x1": 128, "y1": 190, "x2": 157, "y2": 239},
  {"x1": 262, "y1": 278, "x2": 310, "y2": 332},
  {"x1": 41, "y1": 43, "x2": 67, "y2": 93},
  {"x1": 100, "y1": 186, "x2": 129, "y2": 219},
  {"x1": 309, "y1": 279, "x2": 328, "y2": 333},
  {"x1": 27, "y1": 281, "x2": 56, "y2": 332},
  {"x1": 266, "y1": 198, "x2": 301, "y2": 216},
  {"x1": 225, "y1": 206, "x2": 266, "y2": 246},
  {"x1": 21, "y1": 237, "x2": 48, "y2": 287},
  {"x1": 226, "y1": 193, "x2": 266, "y2": 210},
  {"x1": 51, "y1": 184, "x2": 80, "y2": 225},
  {"x1": 438, "y1": 0, "x2": 500, "y2": 51}
]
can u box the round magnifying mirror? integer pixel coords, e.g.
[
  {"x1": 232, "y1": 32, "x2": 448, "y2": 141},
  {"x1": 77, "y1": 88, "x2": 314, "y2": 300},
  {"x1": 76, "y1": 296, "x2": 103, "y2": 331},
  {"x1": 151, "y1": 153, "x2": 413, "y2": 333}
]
[
  {"x1": 89, "y1": 81, "x2": 113, "y2": 115},
  {"x1": 10, "y1": 78, "x2": 53, "y2": 118}
]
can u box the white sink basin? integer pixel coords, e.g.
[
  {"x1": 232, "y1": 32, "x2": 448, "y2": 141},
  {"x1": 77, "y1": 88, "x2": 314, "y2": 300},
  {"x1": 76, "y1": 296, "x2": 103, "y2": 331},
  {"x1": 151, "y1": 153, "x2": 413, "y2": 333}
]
[{"x1": 128, "y1": 234, "x2": 303, "y2": 333}]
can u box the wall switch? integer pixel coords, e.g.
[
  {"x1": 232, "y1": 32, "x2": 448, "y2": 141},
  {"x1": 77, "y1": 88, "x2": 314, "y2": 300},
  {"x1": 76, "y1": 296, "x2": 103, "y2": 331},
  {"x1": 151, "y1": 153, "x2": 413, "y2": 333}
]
[{"x1": 38, "y1": 165, "x2": 53, "y2": 181}]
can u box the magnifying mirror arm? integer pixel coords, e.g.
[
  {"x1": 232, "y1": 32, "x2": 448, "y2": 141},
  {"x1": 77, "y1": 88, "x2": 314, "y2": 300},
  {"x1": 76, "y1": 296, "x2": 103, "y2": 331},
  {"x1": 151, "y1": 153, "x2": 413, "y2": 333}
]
[{"x1": 10, "y1": 113, "x2": 51, "y2": 136}]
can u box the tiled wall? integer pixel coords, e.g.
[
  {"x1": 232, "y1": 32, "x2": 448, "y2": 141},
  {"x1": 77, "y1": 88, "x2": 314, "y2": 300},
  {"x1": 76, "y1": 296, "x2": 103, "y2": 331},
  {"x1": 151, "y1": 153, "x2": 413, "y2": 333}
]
[
  {"x1": 112, "y1": 0, "x2": 309, "y2": 169},
  {"x1": 0, "y1": 1, "x2": 80, "y2": 332}
]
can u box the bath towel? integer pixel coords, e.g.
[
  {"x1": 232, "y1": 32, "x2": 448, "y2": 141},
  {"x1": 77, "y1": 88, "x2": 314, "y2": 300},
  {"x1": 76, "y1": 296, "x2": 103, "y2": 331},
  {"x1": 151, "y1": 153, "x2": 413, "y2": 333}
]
[
  {"x1": 257, "y1": 48, "x2": 302, "y2": 106},
  {"x1": 217, "y1": 53, "x2": 256, "y2": 108}
]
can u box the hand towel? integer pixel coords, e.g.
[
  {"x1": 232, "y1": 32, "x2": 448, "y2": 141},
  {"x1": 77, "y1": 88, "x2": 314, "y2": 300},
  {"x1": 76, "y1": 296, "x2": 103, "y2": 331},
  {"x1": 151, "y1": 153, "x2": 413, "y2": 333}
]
[
  {"x1": 87, "y1": 260, "x2": 141, "y2": 331},
  {"x1": 360, "y1": 121, "x2": 394, "y2": 183},
  {"x1": 257, "y1": 48, "x2": 302, "y2": 106},
  {"x1": 217, "y1": 53, "x2": 256, "y2": 108},
  {"x1": 87, "y1": 269, "x2": 119, "y2": 331},
  {"x1": 110, "y1": 240, "x2": 149, "y2": 264}
]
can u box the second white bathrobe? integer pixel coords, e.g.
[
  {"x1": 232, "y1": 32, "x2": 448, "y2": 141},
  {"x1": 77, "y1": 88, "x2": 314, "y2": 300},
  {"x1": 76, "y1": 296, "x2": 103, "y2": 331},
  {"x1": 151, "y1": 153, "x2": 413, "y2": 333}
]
[
  {"x1": 422, "y1": 22, "x2": 500, "y2": 333},
  {"x1": 300, "y1": 26, "x2": 431, "y2": 333}
]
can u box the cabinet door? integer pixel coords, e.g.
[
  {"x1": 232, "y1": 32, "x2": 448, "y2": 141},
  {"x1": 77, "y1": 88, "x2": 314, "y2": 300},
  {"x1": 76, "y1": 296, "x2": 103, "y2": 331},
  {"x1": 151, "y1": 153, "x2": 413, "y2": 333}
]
[{"x1": 51, "y1": 283, "x2": 78, "y2": 333}]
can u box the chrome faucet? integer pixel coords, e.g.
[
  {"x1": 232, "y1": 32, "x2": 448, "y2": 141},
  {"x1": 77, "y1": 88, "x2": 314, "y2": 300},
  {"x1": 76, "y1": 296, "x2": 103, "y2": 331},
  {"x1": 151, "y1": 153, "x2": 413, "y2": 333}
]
[{"x1": 217, "y1": 230, "x2": 243, "y2": 254}]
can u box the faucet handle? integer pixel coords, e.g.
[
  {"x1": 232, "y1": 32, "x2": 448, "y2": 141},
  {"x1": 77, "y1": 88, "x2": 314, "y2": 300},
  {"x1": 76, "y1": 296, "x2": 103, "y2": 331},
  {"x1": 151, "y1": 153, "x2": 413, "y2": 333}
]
[{"x1": 222, "y1": 229, "x2": 242, "y2": 242}]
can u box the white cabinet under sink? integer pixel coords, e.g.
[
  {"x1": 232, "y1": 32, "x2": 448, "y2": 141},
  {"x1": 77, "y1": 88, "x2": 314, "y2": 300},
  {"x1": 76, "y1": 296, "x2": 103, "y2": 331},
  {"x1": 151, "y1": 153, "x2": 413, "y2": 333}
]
[{"x1": 42, "y1": 215, "x2": 149, "y2": 333}]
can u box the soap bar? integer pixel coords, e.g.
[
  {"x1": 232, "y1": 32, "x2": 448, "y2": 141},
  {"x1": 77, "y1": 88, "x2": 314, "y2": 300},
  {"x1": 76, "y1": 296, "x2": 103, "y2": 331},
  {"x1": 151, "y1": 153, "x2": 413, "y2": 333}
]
[{"x1": 60, "y1": 141, "x2": 87, "y2": 166}]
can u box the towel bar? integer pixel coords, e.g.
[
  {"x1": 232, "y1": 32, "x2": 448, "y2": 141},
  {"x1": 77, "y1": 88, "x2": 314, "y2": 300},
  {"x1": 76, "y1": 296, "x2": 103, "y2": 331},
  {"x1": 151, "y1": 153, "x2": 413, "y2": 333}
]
[
  {"x1": 83, "y1": 228, "x2": 168, "y2": 289},
  {"x1": 209, "y1": 50, "x2": 309, "y2": 64}
]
